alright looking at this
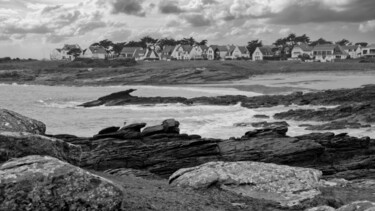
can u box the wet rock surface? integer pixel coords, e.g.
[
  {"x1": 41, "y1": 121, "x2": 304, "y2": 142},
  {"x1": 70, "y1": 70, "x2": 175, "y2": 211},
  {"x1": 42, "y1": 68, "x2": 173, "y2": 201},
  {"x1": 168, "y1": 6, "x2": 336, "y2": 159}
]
[
  {"x1": 169, "y1": 161, "x2": 322, "y2": 208},
  {"x1": 0, "y1": 109, "x2": 46, "y2": 134},
  {"x1": 0, "y1": 155, "x2": 123, "y2": 211}
]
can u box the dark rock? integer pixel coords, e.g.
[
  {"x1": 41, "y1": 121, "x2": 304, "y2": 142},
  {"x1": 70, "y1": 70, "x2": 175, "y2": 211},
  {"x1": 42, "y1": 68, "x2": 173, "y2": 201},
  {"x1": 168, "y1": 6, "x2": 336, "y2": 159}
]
[
  {"x1": 162, "y1": 119, "x2": 180, "y2": 134},
  {"x1": 243, "y1": 126, "x2": 288, "y2": 138},
  {"x1": 120, "y1": 123, "x2": 147, "y2": 132},
  {"x1": 141, "y1": 125, "x2": 167, "y2": 137},
  {"x1": 0, "y1": 109, "x2": 46, "y2": 134},
  {"x1": 98, "y1": 126, "x2": 120, "y2": 135},
  {"x1": 0, "y1": 131, "x2": 82, "y2": 165},
  {"x1": 93, "y1": 129, "x2": 141, "y2": 140},
  {"x1": 253, "y1": 114, "x2": 270, "y2": 119},
  {"x1": 251, "y1": 121, "x2": 290, "y2": 128},
  {"x1": 303, "y1": 121, "x2": 371, "y2": 131},
  {"x1": 0, "y1": 156, "x2": 123, "y2": 211},
  {"x1": 105, "y1": 168, "x2": 163, "y2": 180}
]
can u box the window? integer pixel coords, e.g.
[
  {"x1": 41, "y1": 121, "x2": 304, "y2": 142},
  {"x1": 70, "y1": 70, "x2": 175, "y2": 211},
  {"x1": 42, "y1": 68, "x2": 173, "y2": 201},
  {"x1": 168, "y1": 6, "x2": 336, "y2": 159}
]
[{"x1": 363, "y1": 50, "x2": 368, "y2": 54}]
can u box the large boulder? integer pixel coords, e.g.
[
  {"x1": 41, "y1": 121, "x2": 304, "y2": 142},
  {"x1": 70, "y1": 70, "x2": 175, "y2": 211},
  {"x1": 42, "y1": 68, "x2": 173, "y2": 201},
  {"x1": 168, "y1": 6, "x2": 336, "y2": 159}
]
[
  {"x1": 169, "y1": 161, "x2": 322, "y2": 208},
  {"x1": 0, "y1": 155, "x2": 123, "y2": 211},
  {"x1": 141, "y1": 119, "x2": 180, "y2": 137},
  {"x1": 0, "y1": 131, "x2": 81, "y2": 165},
  {"x1": 0, "y1": 109, "x2": 46, "y2": 134}
]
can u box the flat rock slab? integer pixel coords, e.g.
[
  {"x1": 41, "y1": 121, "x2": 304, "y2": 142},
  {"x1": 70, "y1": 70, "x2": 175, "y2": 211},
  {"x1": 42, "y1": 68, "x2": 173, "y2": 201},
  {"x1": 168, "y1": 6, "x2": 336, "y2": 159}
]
[
  {"x1": 169, "y1": 161, "x2": 322, "y2": 208},
  {"x1": 0, "y1": 155, "x2": 123, "y2": 211},
  {"x1": 0, "y1": 109, "x2": 46, "y2": 134},
  {"x1": 0, "y1": 131, "x2": 82, "y2": 165}
]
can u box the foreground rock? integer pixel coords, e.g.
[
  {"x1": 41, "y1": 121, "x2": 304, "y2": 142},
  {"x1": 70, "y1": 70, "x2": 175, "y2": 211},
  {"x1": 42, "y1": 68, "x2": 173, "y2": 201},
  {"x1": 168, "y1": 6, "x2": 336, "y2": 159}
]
[
  {"x1": 169, "y1": 161, "x2": 322, "y2": 208},
  {"x1": 0, "y1": 131, "x2": 81, "y2": 165},
  {"x1": 0, "y1": 155, "x2": 123, "y2": 211},
  {"x1": 0, "y1": 109, "x2": 46, "y2": 134}
]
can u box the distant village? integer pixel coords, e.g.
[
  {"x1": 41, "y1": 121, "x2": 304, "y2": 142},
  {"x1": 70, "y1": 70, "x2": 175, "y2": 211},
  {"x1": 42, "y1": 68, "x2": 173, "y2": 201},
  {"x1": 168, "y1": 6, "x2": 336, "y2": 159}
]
[{"x1": 50, "y1": 34, "x2": 375, "y2": 63}]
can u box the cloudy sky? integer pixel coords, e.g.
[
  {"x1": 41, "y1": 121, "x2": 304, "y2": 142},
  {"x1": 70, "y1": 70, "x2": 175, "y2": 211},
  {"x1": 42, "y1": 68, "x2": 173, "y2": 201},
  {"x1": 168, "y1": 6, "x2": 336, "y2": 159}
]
[{"x1": 0, "y1": 0, "x2": 375, "y2": 59}]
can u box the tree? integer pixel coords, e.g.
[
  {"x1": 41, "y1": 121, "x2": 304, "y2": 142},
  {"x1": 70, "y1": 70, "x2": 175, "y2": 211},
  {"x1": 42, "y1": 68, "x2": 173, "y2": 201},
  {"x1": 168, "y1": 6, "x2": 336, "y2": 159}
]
[
  {"x1": 298, "y1": 53, "x2": 311, "y2": 61},
  {"x1": 158, "y1": 38, "x2": 178, "y2": 47},
  {"x1": 140, "y1": 36, "x2": 158, "y2": 48},
  {"x1": 336, "y1": 39, "x2": 351, "y2": 46},
  {"x1": 67, "y1": 48, "x2": 82, "y2": 59},
  {"x1": 310, "y1": 38, "x2": 333, "y2": 46},
  {"x1": 179, "y1": 37, "x2": 196, "y2": 46},
  {"x1": 247, "y1": 39, "x2": 262, "y2": 57},
  {"x1": 112, "y1": 42, "x2": 127, "y2": 56},
  {"x1": 98, "y1": 39, "x2": 114, "y2": 53},
  {"x1": 355, "y1": 42, "x2": 368, "y2": 47},
  {"x1": 295, "y1": 34, "x2": 310, "y2": 44},
  {"x1": 197, "y1": 39, "x2": 208, "y2": 46},
  {"x1": 124, "y1": 41, "x2": 143, "y2": 47}
]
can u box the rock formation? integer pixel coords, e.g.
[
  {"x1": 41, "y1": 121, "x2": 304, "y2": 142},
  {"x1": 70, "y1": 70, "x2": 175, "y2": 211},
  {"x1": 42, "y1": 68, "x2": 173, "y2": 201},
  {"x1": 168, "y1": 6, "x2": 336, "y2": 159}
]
[
  {"x1": 0, "y1": 109, "x2": 46, "y2": 134},
  {"x1": 169, "y1": 161, "x2": 322, "y2": 208},
  {"x1": 0, "y1": 155, "x2": 123, "y2": 211}
]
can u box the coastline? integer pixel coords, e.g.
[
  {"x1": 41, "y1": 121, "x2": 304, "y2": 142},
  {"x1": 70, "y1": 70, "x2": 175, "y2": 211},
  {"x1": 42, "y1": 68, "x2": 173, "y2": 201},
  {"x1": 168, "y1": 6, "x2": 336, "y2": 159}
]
[{"x1": 1, "y1": 60, "x2": 375, "y2": 88}]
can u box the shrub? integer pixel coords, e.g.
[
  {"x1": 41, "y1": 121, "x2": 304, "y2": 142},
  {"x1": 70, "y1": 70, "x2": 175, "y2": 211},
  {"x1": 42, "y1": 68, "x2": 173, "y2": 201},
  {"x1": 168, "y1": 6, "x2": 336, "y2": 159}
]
[{"x1": 59, "y1": 58, "x2": 137, "y2": 68}]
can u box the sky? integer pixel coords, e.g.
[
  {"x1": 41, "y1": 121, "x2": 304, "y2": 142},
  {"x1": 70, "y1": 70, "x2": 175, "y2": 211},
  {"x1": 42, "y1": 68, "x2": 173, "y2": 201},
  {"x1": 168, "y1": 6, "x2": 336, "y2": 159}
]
[{"x1": 0, "y1": 0, "x2": 375, "y2": 59}]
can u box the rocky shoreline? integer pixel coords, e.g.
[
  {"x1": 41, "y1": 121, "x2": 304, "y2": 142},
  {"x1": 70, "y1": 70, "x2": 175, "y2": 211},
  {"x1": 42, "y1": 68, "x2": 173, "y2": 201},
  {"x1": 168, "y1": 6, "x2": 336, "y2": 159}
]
[{"x1": 2, "y1": 107, "x2": 375, "y2": 210}]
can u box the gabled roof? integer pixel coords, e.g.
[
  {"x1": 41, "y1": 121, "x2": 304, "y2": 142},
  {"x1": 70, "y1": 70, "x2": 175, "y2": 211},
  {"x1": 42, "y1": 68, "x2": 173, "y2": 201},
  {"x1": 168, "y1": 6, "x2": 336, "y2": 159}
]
[
  {"x1": 121, "y1": 47, "x2": 141, "y2": 55},
  {"x1": 294, "y1": 43, "x2": 313, "y2": 51},
  {"x1": 180, "y1": 45, "x2": 193, "y2": 52},
  {"x1": 162, "y1": 45, "x2": 176, "y2": 54},
  {"x1": 313, "y1": 44, "x2": 336, "y2": 51},
  {"x1": 258, "y1": 46, "x2": 274, "y2": 56},
  {"x1": 134, "y1": 49, "x2": 146, "y2": 58},
  {"x1": 217, "y1": 45, "x2": 229, "y2": 52},
  {"x1": 238, "y1": 46, "x2": 248, "y2": 54},
  {"x1": 334, "y1": 46, "x2": 349, "y2": 55},
  {"x1": 144, "y1": 48, "x2": 159, "y2": 58},
  {"x1": 200, "y1": 45, "x2": 209, "y2": 51},
  {"x1": 89, "y1": 46, "x2": 106, "y2": 54}
]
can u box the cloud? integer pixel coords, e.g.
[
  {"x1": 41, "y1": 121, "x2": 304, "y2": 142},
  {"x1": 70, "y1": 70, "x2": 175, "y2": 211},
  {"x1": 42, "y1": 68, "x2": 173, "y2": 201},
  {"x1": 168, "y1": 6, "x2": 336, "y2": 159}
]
[
  {"x1": 183, "y1": 14, "x2": 211, "y2": 27},
  {"x1": 359, "y1": 20, "x2": 375, "y2": 32},
  {"x1": 41, "y1": 5, "x2": 63, "y2": 14},
  {"x1": 279, "y1": 28, "x2": 291, "y2": 35},
  {"x1": 159, "y1": 0, "x2": 184, "y2": 14},
  {"x1": 269, "y1": 0, "x2": 375, "y2": 25},
  {"x1": 105, "y1": 29, "x2": 132, "y2": 42},
  {"x1": 3, "y1": 25, "x2": 53, "y2": 34},
  {"x1": 111, "y1": 0, "x2": 146, "y2": 17}
]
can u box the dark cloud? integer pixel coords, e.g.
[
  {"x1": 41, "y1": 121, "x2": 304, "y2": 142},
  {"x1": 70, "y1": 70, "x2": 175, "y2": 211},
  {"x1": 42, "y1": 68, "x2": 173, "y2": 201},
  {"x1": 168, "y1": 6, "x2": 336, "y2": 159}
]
[
  {"x1": 55, "y1": 11, "x2": 81, "y2": 27},
  {"x1": 183, "y1": 14, "x2": 211, "y2": 27},
  {"x1": 202, "y1": 0, "x2": 217, "y2": 5},
  {"x1": 269, "y1": 0, "x2": 375, "y2": 25},
  {"x1": 41, "y1": 5, "x2": 63, "y2": 14},
  {"x1": 111, "y1": 0, "x2": 146, "y2": 17},
  {"x1": 159, "y1": 1, "x2": 184, "y2": 14},
  {"x1": 0, "y1": 34, "x2": 10, "y2": 41}
]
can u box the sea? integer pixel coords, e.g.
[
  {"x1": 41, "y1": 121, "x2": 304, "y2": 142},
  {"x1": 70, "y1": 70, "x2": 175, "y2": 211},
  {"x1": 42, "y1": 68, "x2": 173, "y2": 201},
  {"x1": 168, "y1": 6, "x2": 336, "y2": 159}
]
[{"x1": 1, "y1": 71, "x2": 375, "y2": 139}]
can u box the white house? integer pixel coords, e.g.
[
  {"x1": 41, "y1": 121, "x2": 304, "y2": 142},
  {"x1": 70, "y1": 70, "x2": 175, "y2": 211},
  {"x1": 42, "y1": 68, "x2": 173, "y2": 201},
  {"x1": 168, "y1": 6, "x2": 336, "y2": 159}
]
[
  {"x1": 189, "y1": 45, "x2": 204, "y2": 60},
  {"x1": 171, "y1": 45, "x2": 193, "y2": 60},
  {"x1": 228, "y1": 46, "x2": 250, "y2": 59},
  {"x1": 207, "y1": 46, "x2": 217, "y2": 60},
  {"x1": 252, "y1": 46, "x2": 275, "y2": 61},
  {"x1": 362, "y1": 44, "x2": 375, "y2": 58},
  {"x1": 81, "y1": 46, "x2": 107, "y2": 59},
  {"x1": 341, "y1": 45, "x2": 362, "y2": 59},
  {"x1": 216, "y1": 46, "x2": 229, "y2": 60},
  {"x1": 312, "y1": 44, "x2": 348, "y2": 62},
  {"x1": 50, "y1": 44, "x2": 81, "y2": 61},
  {"x1": 120, "y1": 47, "x2": 143, "y2": 58},
  {"x1": 159, "y1": 45, "x2": 176, "y2": 60},
  {"x1": 143, "y1": 47, "x2": 159, "y2": 60},
  {"x1": 291, "y1": 43, "x2": 314, "y2": 58}
]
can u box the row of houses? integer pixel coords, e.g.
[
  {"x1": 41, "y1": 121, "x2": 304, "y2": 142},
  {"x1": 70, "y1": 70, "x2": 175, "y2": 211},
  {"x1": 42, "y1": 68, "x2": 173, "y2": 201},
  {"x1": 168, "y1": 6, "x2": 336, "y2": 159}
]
[
  {"x1": 51, "y1": 43, "x2": 375, "y2": 62},
  {"x1": 119, "y1": 44, "x2": 250, "y2": 61},
  {"x1": 258, "y1": 43, "x2": 375, "y2": 62}
]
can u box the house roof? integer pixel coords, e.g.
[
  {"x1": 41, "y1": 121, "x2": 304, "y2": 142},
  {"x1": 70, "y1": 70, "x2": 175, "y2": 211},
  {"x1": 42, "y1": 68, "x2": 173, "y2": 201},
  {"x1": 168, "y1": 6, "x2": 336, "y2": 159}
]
[
  {"x1": 366, "y1": 44, "x2": 375, "y2": 48},
  {"x1": 89, "y1": 46, "x2": 107, "y2": 54},
  {"x1": 162, "y1": 45, "x2": 175, "y2": 53},
  {"x1": 258, "y1": 46, "x2": 274, "y2": 55},
  {"x1": 238, "y1": 46, "x2": 248, "y2": 54},
  {"x1": 145, "y1": 48, "x2": 159, "y2": 58},
  {"x1": 313, "y1": 44, "x2": 337, "y2": 51},
  {"x1": 200, "y1": 45, "x2": 209, "y2": 51},
  {"x1": 295, "y1": 43, "x2": 313, "y2": 51},
  {"x1": 121, "y1": 47, "x2": 141, "y2": 55},
  {"x1": 180, "y1": 45, "x2": 193, "y2": 52},
  {"x1": 134, "y1": 49, "x2": 146, "y2": 57},
  {"x1": 217, "y1": 45, "x2": 229, "y2": 52}
]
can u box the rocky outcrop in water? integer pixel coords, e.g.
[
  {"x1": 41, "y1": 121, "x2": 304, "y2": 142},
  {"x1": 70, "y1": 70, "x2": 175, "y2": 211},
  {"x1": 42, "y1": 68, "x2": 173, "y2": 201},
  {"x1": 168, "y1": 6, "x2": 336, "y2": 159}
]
[
  {"x1": 0, "y1": 155, "x2": 123, "y2": 211},
  {"x1": 169, "y1": 161, "x2": 322, "y2": 208},
  {"x1": 0, "y1": 109, "x2": 46, "y2": 134},
  {"x1": 79, "y1": 85, "x2": 375, "y2": 108},
  {"x1": 0, "y1": 131, "x2": 81, "y2": 165}
]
